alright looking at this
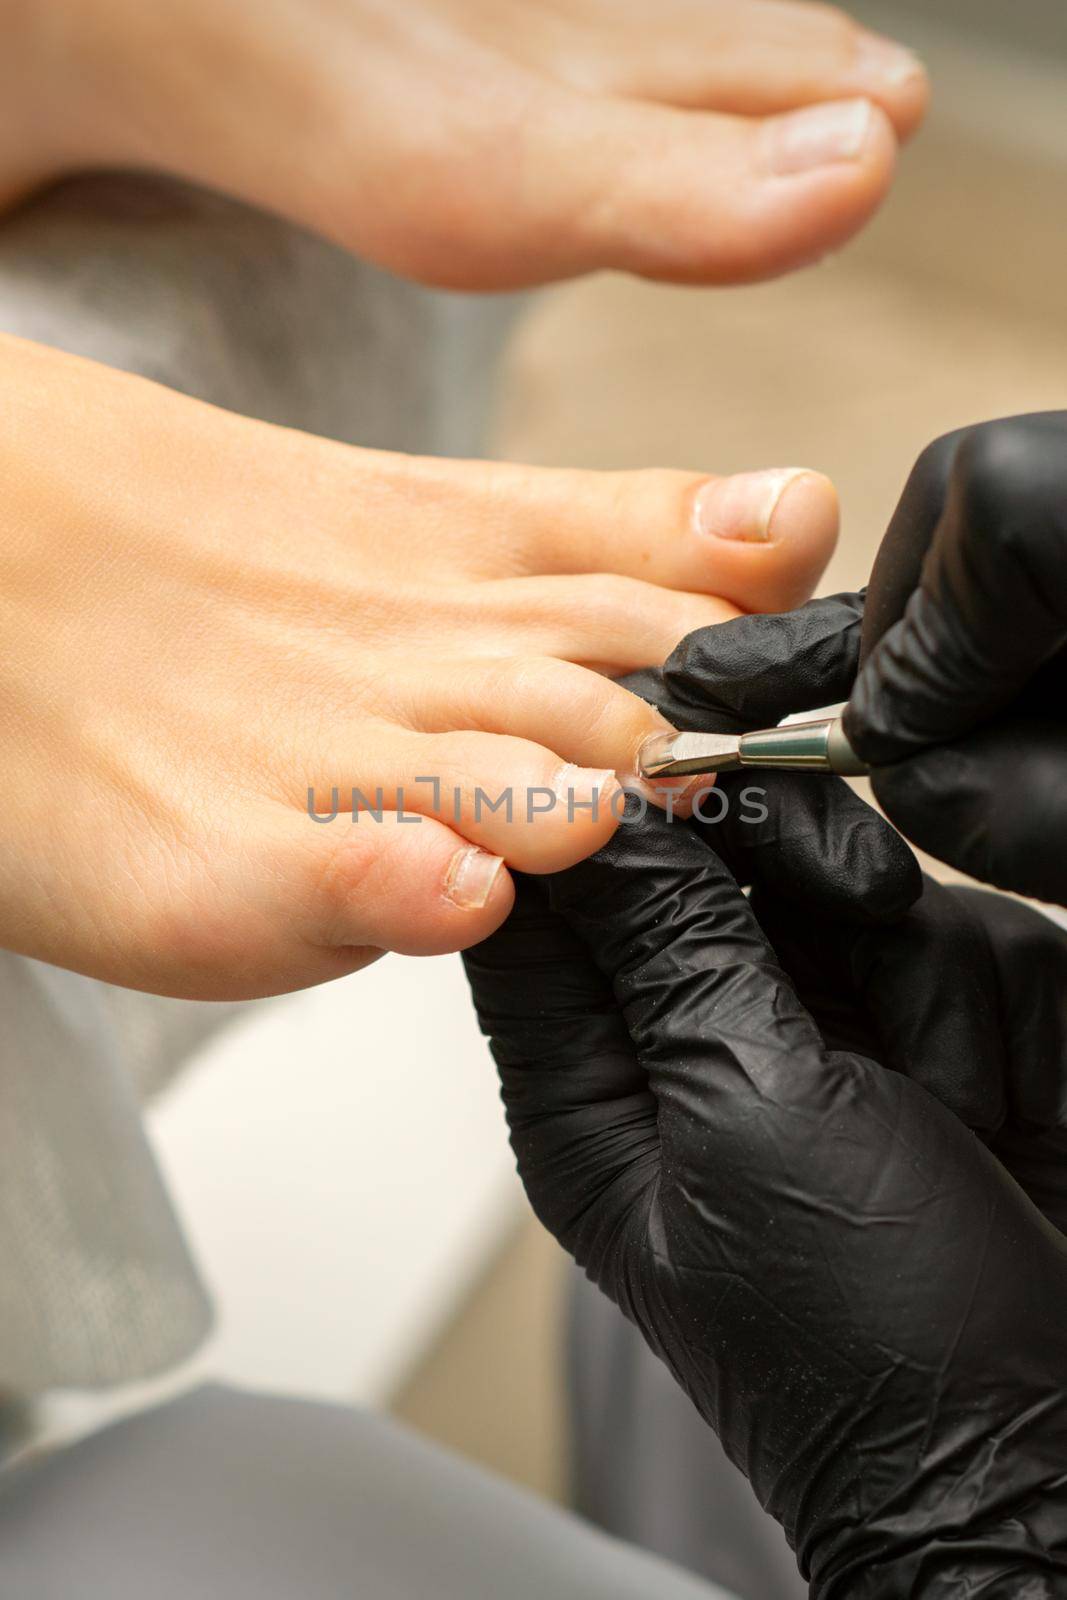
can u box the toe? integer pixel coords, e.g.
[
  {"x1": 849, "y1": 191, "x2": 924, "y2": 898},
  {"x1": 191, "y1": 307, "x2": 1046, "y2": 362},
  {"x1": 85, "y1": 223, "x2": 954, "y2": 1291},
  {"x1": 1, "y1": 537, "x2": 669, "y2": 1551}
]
[
  {"x1": 395, "y1": 654, "x2": 676, "y2": 796},
  {"x1": 291, "y1": 809, "x2": 516, "y2": 961},
  {"x1": 305, "y1": 724, "x2": 624, "y2": 874},
  {"x1": 525, "y1": 89, "x2": 900, "y2": 287},
  {"x1": 554, "y1": 2, "x2": 929, "y2": 143},
  {"x1": 493, "y1": 460, "x2": 838, "y2": 616}
]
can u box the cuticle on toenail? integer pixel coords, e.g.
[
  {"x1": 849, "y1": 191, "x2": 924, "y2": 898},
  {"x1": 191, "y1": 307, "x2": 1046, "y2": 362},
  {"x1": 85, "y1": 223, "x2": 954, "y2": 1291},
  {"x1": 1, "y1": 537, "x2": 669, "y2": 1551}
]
[{"x1": 444, "y1": 845, "x2": 504, "y2": 910}]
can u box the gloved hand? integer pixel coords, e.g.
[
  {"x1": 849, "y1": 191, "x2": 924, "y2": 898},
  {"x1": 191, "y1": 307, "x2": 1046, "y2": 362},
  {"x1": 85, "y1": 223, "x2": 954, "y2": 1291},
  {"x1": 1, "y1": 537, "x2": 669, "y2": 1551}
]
[
  {"x1": 626, "y1": 589, "x2": 921, "y2": 926},
  {"x1": 466, "y1": 601, "x2": 1067, "y2": 1594},
  {"x1": 466, "y1": 816, "x2": 1067, "y2": 1598},
  {"x1": 648, "y1": 593, "x2": 1067, "y2": 1232},
  {"x1": 843, "y1": 413, "x2": 1067, "y2": 903},
  {"x1": 756, "y1": 876, "x2": 1067, "y2": 1234}
]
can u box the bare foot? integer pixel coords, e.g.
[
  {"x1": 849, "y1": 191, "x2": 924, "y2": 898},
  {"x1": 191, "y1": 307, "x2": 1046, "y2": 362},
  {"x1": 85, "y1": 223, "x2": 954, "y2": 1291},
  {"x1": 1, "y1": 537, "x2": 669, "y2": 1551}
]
[
  {"x1": 0, "y1": 335, "x2": 837, "y2": 996},
  {"x1": 6, "y1": 0, "x2": 927, "y2": 287}
]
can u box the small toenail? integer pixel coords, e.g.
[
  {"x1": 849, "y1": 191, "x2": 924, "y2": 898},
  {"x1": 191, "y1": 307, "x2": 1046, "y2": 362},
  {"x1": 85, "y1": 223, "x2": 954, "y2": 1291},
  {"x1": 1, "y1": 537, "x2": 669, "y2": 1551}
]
[
  {"x1": 444, "y1": 846, "x2": 505, "y2": 910},
  {"x1": 693, "y1": 469, "x2": 809, "y2": 543}
]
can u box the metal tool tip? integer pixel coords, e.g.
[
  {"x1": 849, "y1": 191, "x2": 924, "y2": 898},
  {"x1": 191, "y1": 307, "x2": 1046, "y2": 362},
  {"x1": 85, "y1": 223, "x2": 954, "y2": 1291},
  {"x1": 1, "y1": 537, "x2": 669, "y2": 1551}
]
[{"x1": 637, "y1": 731, "x2": 743, "y2": 781}]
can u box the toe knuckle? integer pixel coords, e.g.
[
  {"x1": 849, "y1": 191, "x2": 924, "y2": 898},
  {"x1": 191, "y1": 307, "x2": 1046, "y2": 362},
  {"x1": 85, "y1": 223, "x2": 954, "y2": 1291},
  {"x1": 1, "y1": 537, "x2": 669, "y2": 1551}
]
[
  {"x1": 488, "y1": 652, "x2": 573, "y2": 702},
  {"x1": 571, "y1": 572, "x2": 654, "y2": 630},
  {"x1": 312, "y1": 827, "x2": 382, "y2": 937},
  {"x1": 587, "y1": 571, "x2": 636, "y2": 612}
]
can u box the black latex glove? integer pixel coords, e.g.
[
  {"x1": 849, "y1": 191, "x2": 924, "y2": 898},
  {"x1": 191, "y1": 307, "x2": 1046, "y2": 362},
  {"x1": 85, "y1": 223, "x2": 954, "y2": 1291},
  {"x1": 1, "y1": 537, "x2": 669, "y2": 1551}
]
[
  {"x1": 644, "y1": 592, "x2": 1067, "y2": 1232},
  {"x1": 626, "y1": 590, "x2": 920, "y2": 926},
  {"x1": 843, "y1": 414, "x2": 1067, "y2": 903},
  {"x1": 756, "y1": 876, "x2": 1067, "y2": 1234},
  {"x1": 466, "y1": 599, "x2": 1067, "y2": 1593},
  {"x1": 465, "y1": 819, "x2": 1067, "y2": 1597}
]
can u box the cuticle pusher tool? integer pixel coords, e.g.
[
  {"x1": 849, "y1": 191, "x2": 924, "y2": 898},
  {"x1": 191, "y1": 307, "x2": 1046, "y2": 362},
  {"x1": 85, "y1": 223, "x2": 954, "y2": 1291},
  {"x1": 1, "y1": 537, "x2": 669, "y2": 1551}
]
[{"x1": 637, "y1": 717, "x2": 870, "y2": 781}]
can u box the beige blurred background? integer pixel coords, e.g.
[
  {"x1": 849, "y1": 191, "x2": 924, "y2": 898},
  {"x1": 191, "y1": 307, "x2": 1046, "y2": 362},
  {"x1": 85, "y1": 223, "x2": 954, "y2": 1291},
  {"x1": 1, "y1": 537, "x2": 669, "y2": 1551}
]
[{"x1": 393, "y1": 0, "x2": 1067, "y2": 1505}]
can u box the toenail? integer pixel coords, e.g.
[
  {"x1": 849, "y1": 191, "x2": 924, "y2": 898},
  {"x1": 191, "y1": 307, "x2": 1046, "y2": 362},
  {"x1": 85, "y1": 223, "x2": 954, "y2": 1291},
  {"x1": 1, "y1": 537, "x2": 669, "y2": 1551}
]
[
  {"x1": 853, "y1": 36, "x2": 927, "y2": 90},
  {"x1": 767, "y1": 100, "x2": 875, "y2": 177},
  {"x1": 693, "y1": 469, "x2": 809, "y2": 543},
  {"x1": 444, "y1": 846, "x2": 505, "y2": 910},
  {"x1": 553, "y1": 764, "x2": 621, "y2": 817}
]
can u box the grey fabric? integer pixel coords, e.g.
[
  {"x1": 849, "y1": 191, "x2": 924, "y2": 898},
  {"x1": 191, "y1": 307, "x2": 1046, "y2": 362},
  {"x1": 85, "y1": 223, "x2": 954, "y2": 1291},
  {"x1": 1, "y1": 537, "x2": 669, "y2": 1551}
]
[
  {"x1": 0, "y1": 172, "x2": 521, "y2": 1395},
  {"x1": 567, "y1": 1269, "x2": 807, "y2": 1600},
  {"x1": 0, "y1": 958, "x2": 214, "y2": 1393},
  {"x1": 0, "y1": 172, "x2": 519, "y2": 454},
  {"x1": 0, "y1": 1385, "x2": 736, "y2": 1600}
]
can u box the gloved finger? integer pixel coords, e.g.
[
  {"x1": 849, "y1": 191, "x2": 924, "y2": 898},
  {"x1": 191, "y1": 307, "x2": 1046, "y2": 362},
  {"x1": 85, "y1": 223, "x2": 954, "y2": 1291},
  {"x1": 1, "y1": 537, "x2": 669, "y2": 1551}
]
[
  {"x1": 628, "y1": 591, "x2": 864, "y2": 733},
  {"x1": 622, "y1": 592, "x2": 872, "y2": 889},
  {"x1": 752, "y1": 876, "x2": 1007, "y2": 1134},
  {"x1": 746, "y1": 891, "x2": 883, "y2": 1063},
  {"x1": 536, "y1": 803, "x2": 1052, "y2": 1462},
  {"x1": 869, "y1": 716, "x2": 1067, "y2": 905},
  {"x1": 856, "y1": 424, "x2": 968, "y2": 665},
  {"x1": 541, "y1": 801, "x2": 863, "y2": 1210},
  {"x1": 950, "y1": 888, "x2": 1067, "y2": 1232},
  {"x1": 849, "y1": 413, "x2": 1067, "y2": 764},
  {"x1": 469, "y1": 799, "x2": 840, "y2": 1281},
  {"x1": 699, "y1": 768, "x2": 921, "y2": 925},
  {"x1": 623, "y1": 591, "x2": 922, "y2": 924},
  {"x1": 467, "y1": 800, "x2": 1067, "y2": 1596},
  {"x1": 463, "y1": 870, "x2": 659, "y2": 1271},
  {"x1": 954, "y1": 890, "x2": 1067, "y2": 1134}
]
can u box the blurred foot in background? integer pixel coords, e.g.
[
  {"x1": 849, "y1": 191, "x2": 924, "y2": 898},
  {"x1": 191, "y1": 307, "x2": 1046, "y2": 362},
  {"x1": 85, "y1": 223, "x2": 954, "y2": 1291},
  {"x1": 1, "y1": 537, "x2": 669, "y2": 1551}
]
[{"x1": 5, "y1": 0, "x2": 926, "y2": 287}]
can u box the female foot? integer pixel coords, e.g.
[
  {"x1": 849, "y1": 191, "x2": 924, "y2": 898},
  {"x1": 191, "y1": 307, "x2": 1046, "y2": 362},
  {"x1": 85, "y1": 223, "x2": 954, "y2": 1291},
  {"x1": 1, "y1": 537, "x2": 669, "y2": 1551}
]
[
  {"x1": 6, "y1": 0, "x2": 927, "y2": 287},
  {"x1": 0, "y1": 335, "x2": 837, "y2": 995}
]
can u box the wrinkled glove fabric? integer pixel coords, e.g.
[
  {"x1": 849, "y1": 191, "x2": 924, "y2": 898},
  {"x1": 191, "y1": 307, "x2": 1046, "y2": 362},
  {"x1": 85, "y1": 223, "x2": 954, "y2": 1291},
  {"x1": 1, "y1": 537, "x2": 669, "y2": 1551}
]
[
  {"x1": 845, "y1": 413, "x2": 1067, "y2": 903},
  {"x1": 466, "y1": 599, "x2": 1067, "y2": 1597}
]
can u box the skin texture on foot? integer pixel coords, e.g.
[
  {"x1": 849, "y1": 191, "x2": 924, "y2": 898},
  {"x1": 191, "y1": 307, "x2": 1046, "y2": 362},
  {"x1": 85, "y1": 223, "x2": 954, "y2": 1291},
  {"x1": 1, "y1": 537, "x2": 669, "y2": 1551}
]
[
  {"x1": 0, "y1": 333, "x2": 838, "y2": 997},
  {"x1": 4, "y1": 0, "x2": 927, "y2": 288}
]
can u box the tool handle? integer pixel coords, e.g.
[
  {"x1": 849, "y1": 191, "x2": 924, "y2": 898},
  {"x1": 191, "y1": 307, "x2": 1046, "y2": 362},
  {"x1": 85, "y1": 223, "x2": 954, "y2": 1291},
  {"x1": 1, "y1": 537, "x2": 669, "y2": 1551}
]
[
  {"x1": 826, "y1": 718, "x2": 870, "y2": 776},
  {"x1": 739, "y1": 718, "x2": 869, "y2": 775}
]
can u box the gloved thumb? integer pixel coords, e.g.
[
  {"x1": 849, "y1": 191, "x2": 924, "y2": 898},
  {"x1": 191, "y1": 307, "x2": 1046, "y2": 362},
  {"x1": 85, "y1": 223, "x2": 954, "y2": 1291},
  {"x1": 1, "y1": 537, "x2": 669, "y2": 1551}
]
[
  {"x1": 622, "y1": 593, "x2": 920, "y2": 924},
  {"x1": 628, "y1": 591, "x2": 863, "y2": 733},
  {"x1": 848, "y1": 413, "x2": 1067, "y2": 765},
  {"x1": 869, "y1": 714, "x2": 1067, "y2": 904}
]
